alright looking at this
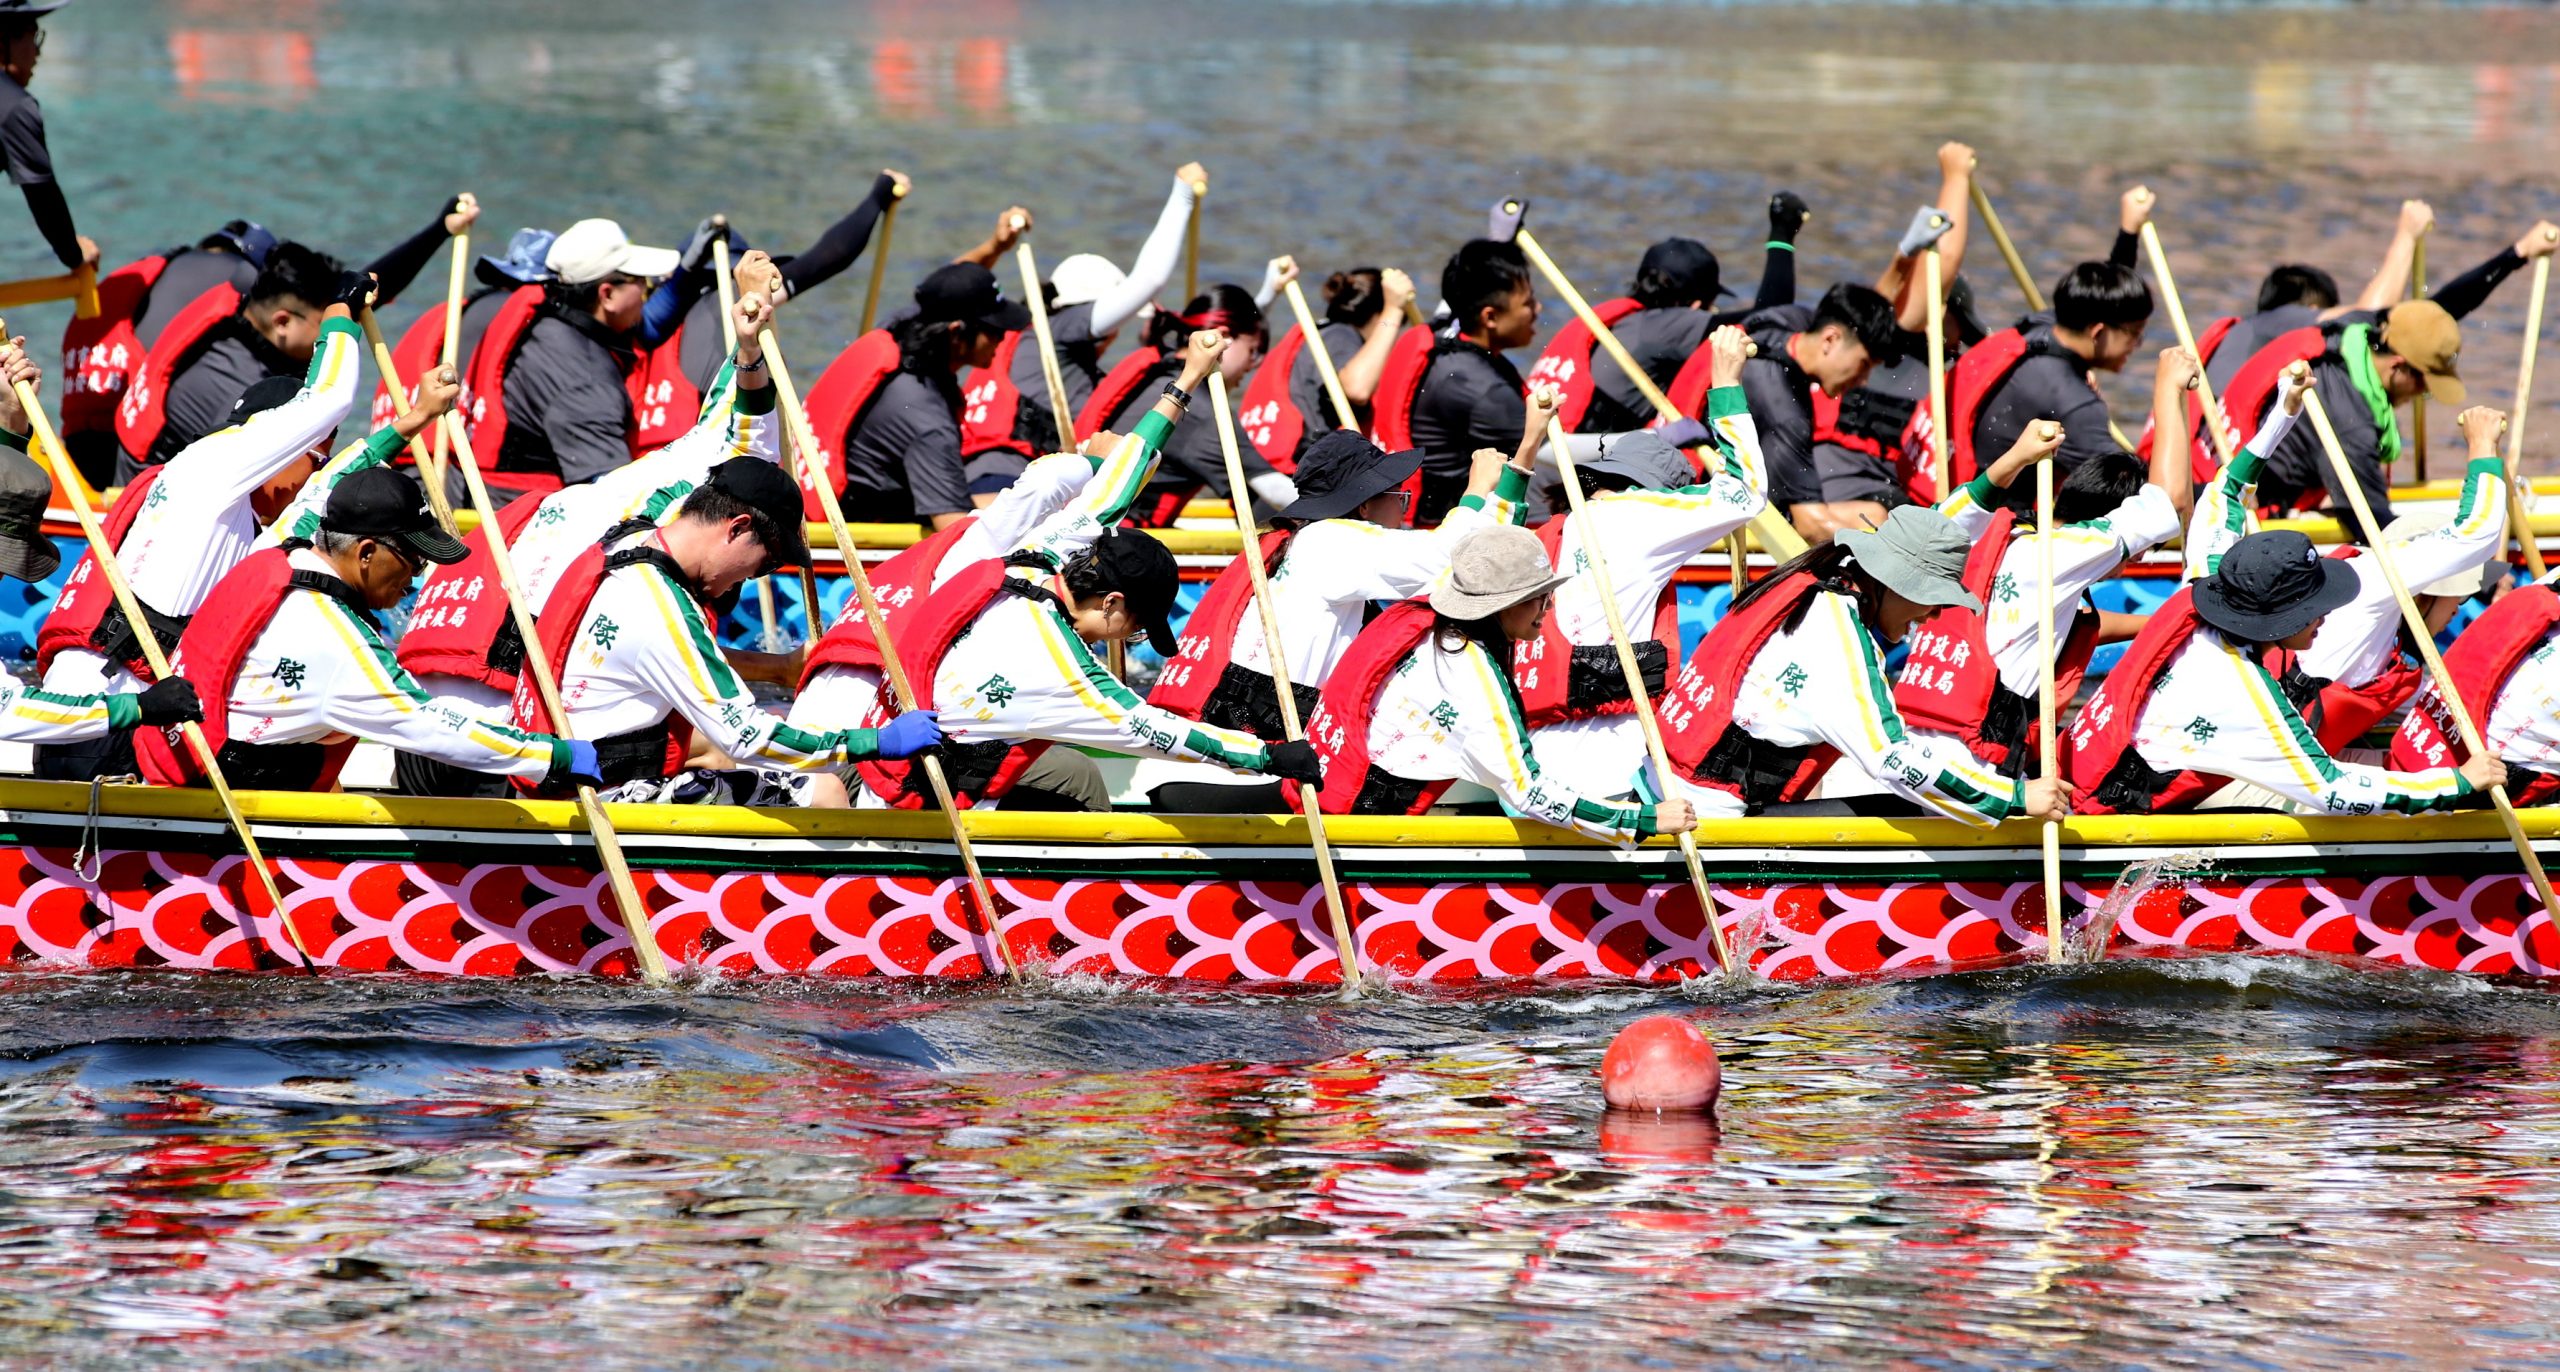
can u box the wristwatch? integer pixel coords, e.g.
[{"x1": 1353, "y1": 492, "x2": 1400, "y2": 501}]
[{"x1": 1161, "y1": 380, "x2": 1193, "y2": 408}]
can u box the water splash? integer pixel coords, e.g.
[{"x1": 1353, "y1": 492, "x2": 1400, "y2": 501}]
[{"x1": 2073, "y1": 850, "x2": 2217, "y2": 963}]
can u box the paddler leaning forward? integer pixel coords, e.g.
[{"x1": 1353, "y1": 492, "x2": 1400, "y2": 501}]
[
  {"x1": 1648, "y1": 504, "x2": 2075, "y2": 823},
  {"x1": 835, "y1": 326, "x2": 1325, "y2": 813}
]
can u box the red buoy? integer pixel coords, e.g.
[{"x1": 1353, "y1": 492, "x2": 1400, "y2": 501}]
[{"x1": 1600, "y1": 1014, "x2": 1720, "y2": 1113}]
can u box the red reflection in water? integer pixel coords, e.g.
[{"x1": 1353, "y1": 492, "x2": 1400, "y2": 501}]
[{"x1": 168, "y1": 30, "x2": 315, "y2": 105}]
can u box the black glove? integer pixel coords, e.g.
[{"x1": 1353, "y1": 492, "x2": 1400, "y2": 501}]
[
  {"x1": 331, "y1": 270, "x2": 379, "y2": 314},
  {"x1": 679, "y1": 216, "x2": 747, "y2": 277},
  {"x1": 132, "y1": 678, "x2": 202, "y2": 728},
  {"x1": 1768, "y1": 190, "x2": 1809, "y2": 245},
  {"x1": 1264, "y1": 739, "x2": 1323, "y2": 787}
]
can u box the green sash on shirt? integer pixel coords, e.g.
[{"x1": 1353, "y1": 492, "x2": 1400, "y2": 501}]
[{"x1": 2339, "y1": 323, "x2": 2403, "y2": 467}]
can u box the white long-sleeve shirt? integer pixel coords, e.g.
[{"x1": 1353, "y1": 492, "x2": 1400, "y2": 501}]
[
  {"x1": 1933, "y1": 476, "x2": 2185, "y2": 699},
  {"x1": 1531, "y1": 386, "x2": 1770, "y2": 798},
  {"x1": 43, "y1": 315, "x2": 363, "y2": 699},
  {"x1": 200, "y1": 547, "x2": 568, "y2": 779},
  {"x1": 791, "y1": 451, "x2": 1096, "y2": 733},
  {"x1": 1086, "y1": 177, "x2": 1199, "y2": 336},
  {"x1": 2098, "y1": 406, "x2": 2474, "y2": 815},
  {"x1": 2300, "y1": 453, "x2": 2507, "y2": 687},
  {"x1": 1656, "y1": 588, "x2": 2032, "y2": 826},
  {"x1": 0, "y1": 675, "x2": 133, "y2": 744}
]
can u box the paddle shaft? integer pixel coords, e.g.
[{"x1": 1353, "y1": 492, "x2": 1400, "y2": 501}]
[
  {"x1": 2036, "y1": 458, "x2": 2066, "y2": 962},
  {"x1": 434, "y1": 214, "x2": 467, "y2": 479},
  {"x1": 2302, "y1": 390, "x2": 2560, "y2": 927},
  {"x1": 858, "y1": 185, "x2": 905, "y2": 335},
  {"x1": 2, "y1": 361, "x2": 315, "y2": 969},
  {"x1": 1510, "y1": 222, "x2": 1806, "y2": 566},
  {"x1": 1968, "y1": 174, "x2": 2048, "y2": 313},
  {"x1": 1206, "y1": 374, "x2": 1361, "y2": 987},
  {"x1": 1281, "y1": 279, "x2": 1359, "y2": 430},
  {"x1": 1546, "y1": 416, "x2": 1740, "y2": 976},
  {"x1": 2139, "y1": 222, "x2": 2241, "y2": 471},
  {"x1": 2509, "y1": 248, "x2": 2554, "y2": 579},
  {"x1": 358, "y1": 308, "x2": 458, "y2": 532},
  {"x1": 1184, "y1": 180, "x2": 1204, "y2": 303},
  {"x1": 1925, "y1": 245, "x2": 1950, "y2": 500},
  {"x1": 440, "y1": 413, "x2": 672, "y2": 982},
  {"x1": 759, "y1": 325, "x2": 1023, "y2": 982},
  {"x1": 708, "y1": 228, "x2": 783, "y2": 648},
  {"x1": 1014, "y1": 233, "x2": 1080, "y2": 448},
  {"x1": 2412, "y1": 231, "x2": 2430, "y2": 483}
]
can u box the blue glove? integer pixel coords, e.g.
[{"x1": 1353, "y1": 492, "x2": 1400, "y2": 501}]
[
  {"x1": 873, "y1": 710, "x2": 942, "y2": 760},
  {"x1": 558, "y1": 738, "x2": 604, "y2": 790},
  {"x1": 1654, "y1": 416, "x2": 1711, "y2": 450}
]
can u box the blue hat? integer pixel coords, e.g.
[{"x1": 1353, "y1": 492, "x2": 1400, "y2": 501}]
[
  {"x1": 475, "y1": 227, "x2": 557, "y2": 288},
  {"x1": 208, "y1": 219, "x2": 277, "y2": 269}
]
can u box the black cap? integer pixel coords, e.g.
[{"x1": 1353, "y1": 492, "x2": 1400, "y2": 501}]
[
  {"x1": 0, "y1": 3, "x2": 74, "y2": 18},
  {"x1": 321, "y1": 466, "x2": 469, "y2": 565},
  {"x1": 1090, "y1": 526, "x2": 1180, "y2": 655},
  {"x1": 1276, "y1": 431, "x2": 1423, "y2": 522},
  {"x1": 227, "y1": 375, "x2": 302, "y2": 428},
  {"x1": 914, "y1": 262, "x2": 1032, "y2": 334},
  {"x1": 2190, "y1": 530, "x2": 2359, "y2": 643},
  {"x1": 0, "y1": 442, "x2": 57, "y2": 584},
  {"x1": 705, "y1": 457, "x2": 809, "y2": 571},
  {"x1": 1637, "y1": 237, "x2": 1727, "y2": 303}
]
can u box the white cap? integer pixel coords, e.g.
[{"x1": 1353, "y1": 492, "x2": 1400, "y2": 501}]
[
  {"x1": 1050, "y1": 253, "x2": 1126, "y2": 309},
  {"x1": 544, "y1": 218, "x2": 680, "y2": 287}
]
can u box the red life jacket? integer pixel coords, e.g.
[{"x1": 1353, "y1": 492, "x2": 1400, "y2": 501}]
[
  {"x1": 1151, "y1": 529, "x2": 1294, "y2": 721},
  {"x1": 61, "y1": 255, "x2": 166, "y2": 440},
  {"x1": 1237, "y1": 322, "x2": 1311, "y2": 472},
  {"x1": 960, "y1": 330, "x2": 1031, "y2": 460},
  {"x1": 798, "y1": 328, "x2": 903, "y2": 522},
  {"x1": 851, "y1": 558, "x2": 1053, "y2": 809},
  {"x1": 113, "y1": 283, "x2": 243, "y2": 462},
  {"x1": 35, "y1": 465, "x2": 166, "y2": 678},
  {"x1": 2212, "y1": 325, "x2": 2327, "y2": 498},
  {"x1": 2390, "y1": 583, "x2": 2560, "y2": 803},
  {"x1": 368, "y1": 305, "x2": 449, "y2": 433},
  {"x1": 1298, "y1": 598, "x2": 1450, "y2": 817},
  {"x1": 1075, "y1": 345, "x2": 1163, "y2": 443},
  {"x1": 393, "y1": 490, "x2": 548, "y2": 693},
  {"x1": 506, "y1": 537, "x2": 698, "y2": 795},
  {"x1": 1512, "y1": 514, "x2": 1683, "y2": 728},
  {"x1": 1896, "y1": 325, "x2": 2037, "y2": 504},
  {"x1": 797, "y1": 515, "x2": 980, "y2": 689},
  {"x1": 625, "y1": 319, "x2": 704, "y2": 454},
  {"x1": 1524, "y1": 297, "x2": 1642, "y2": 432},
  {"x1": 1657, "y1": 570, "x2": 1843, "y2": 806},
  {"x1": 2060, "y1": 588, "x2": 2233, "y2": 814},
  {"x1": 457, "y1": 284, "x2": 553, "y2": 494},
  {"x1": 1891, "y1": 509, "x2": 2103, "y2": 772},
  {"x1": 1368, "y1": 326, "x2": 1436, "y2": 452},
  {"x1": 2133, "y1": 314, "x2": 2240, "y2": 467},
  {"x1": 133, "y1": 548, "x2": 358, "y2": 790}
]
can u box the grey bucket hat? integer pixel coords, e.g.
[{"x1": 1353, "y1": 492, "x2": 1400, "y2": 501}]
[
  {"x1": 0, "y1": 442, "x2": 56, "y2": 584},
  {"x1": 1583, "y1": 430, "x2": 1694, "y2": 490},
  {"x1": 1836, "y1": 505, "x2": 1981, "y2": 614},
  {"x1": 1431, "y1": 525, "x2": 1569, "y2": 621}
]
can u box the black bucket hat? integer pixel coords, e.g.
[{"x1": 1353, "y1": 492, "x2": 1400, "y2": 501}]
[
  {"x1": 227, "y1": 374, "x2": 302, "y2": 428},
  {"x1": 1276, "y1": 431, "x2": 1422, "y2": 522},
  {"x1": 2191, "y1": 530, "x2": 2358, "y2": 642},
  {"x1": 1090, "y1": 526, "x2": 1179, "y2": 654}
]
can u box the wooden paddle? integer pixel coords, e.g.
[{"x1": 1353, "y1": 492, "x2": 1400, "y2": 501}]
[
  {"x1": 706, "y1": 220, "x2": 784, "y2": 653},
  {"x1": 1013, "y1": 220, "x2": 1081, "y2": 450},
  {"x1": 358, "y1": 306, "x2": 458, "y2": 532},
  {"x1": 2034, "y1": 440, "x2": 2067, "y2": 963},
  {"x1": 1184, "y1": 174, "x2": 1206, "y2": 303},
  {"x1": 2138, "y1": 221, "x2": 2243, "y2": 483},
  {"x1": 1280, "y1": 273, "x2": 1358, "y2": 431},
  {"x1": 2303, "y1": 389, "x2": 2560, "y2": 929},
  {"x1": 439, "y1": 410, "x2": 671, "y2": 982},
  {"x1": 2506, "y1": 234, "x2": 2555, "y2": 580},
  {"x1": 1203, "y1": 372, "x2": 1363, "y2": 989},
  {"x1": 2411, "y1": 228, "x2": 2430, "y2": 484},
  {"x1": 1924, "y1": 227, "x2": 1951, "y2": 502},
  {"x1": 758, "y1": 324, "x2": 1025, "y2": 983},
  {"x1": 1542, "y1": 404, "x2": 1740, "y2": 977},
  {"x1": 432, "y1": 195, "x2": 470, "y2": 489},
  {"x1": 2, "y1": 327, "x2": 316, "y2": 969},
  {"x1": 858, "y1": 180, "x2": 906, "y2": 334},
  {"x1": 1506, "y1": 209, "x2": 1806, "y2": 568},
  {"x1": 1966, "y1": 160, "x2": 2047, "y2": 313}
]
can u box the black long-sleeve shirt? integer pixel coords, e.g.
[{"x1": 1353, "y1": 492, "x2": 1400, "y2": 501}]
[{"x1": 0, "y1": 73, "x2": 78, "y2": 268}]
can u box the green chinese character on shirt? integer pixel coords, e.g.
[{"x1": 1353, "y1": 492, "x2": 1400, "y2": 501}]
[
  {"x1": 1992, "y1": 571, "x2": 2019, "y2": 604},
  {"x1": 1429, "y1": 701, "x2": 1459, "y2": 731},
  {"x1": 592, "y1": 615, "x2": 619, "y2": 651},
  {"x1": 535, "y1": 504, "x2": 566, "y2": 527},
  {"x1": 981, "y1": 673, "x2": 1016, "y2": 706},
  {"x1": 2184, "y1": 716, "x2": 2217, "y2": 743},
  {"x1": 1777, "y1": 662, "x2": 1809, "y2": 697},
  {"x1": 275, "y1": 658, "x2": 306, "y2": 690}
]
